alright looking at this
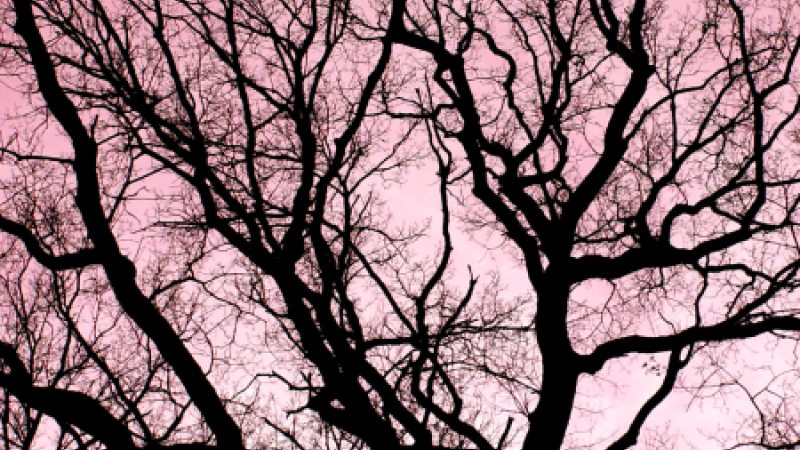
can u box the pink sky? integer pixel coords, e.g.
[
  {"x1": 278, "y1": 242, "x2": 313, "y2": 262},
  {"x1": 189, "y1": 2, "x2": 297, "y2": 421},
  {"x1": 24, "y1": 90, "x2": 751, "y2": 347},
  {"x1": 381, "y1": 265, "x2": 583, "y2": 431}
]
[{"x1": 1, "y1": 0, "x2": 800, "y2": 449}]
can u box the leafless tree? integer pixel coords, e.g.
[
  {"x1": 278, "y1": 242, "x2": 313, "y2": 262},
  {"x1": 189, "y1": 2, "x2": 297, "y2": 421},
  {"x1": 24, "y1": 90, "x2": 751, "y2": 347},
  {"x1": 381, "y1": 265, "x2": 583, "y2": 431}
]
[{"x1": 1, "y1": 0, "x2": 800, "y2": 449}]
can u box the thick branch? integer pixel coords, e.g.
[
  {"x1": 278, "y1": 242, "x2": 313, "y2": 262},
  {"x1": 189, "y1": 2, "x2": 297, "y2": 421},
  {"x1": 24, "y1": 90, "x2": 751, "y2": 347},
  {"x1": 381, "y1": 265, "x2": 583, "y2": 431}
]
[
  {"x1": 583, "y1": 317, "x2": 800, "y2": 375},
  {"x1": 605, "y1": 347, "x2": 691, "y2": 450},
  {"x1": 11, "y1": 3, "x2": 244, "y2": 448},
  {"x1": 0, "y1": 343, "x2": 137, "y2": 450},
  {"x1": 0, "y1": 216, "x2": 99, "y2": 270}
]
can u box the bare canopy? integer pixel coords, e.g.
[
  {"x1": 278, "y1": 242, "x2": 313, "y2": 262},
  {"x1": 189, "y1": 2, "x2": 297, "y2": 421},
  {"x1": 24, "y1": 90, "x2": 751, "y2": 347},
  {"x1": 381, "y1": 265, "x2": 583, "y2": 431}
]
[{"x1": 2, "y1": 0, "x2": 800, "y2": 449}]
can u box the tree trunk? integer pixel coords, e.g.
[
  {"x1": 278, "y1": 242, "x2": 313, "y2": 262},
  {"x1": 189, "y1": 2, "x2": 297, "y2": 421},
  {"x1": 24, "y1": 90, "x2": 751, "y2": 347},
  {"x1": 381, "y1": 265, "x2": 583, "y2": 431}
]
[{"x1": 522, "y1": 276, "x2": 579, "y2": 450}]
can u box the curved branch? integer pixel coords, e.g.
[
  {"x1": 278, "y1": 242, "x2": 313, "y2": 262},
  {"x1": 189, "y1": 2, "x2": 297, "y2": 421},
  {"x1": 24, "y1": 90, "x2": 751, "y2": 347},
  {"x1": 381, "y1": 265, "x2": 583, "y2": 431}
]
[
  {"x1": 0, "y1": 342, "x2": 137, "y2": 450},
  {"x1": 0, "y1": 216, "x2": 100, "y2": 271},
  {"x1": 605, "y1": 346, "x2": 692, "y2": 450},
  {"x1": 583, "y1": 317, "x2": 800, "y2": 375}
]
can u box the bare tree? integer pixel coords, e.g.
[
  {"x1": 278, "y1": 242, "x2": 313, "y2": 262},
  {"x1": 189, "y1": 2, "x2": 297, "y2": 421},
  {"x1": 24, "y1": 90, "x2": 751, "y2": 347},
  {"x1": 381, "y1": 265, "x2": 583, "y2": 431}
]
[{"x1": 1, "y1": 0, "x2": 800, "y2": 449}]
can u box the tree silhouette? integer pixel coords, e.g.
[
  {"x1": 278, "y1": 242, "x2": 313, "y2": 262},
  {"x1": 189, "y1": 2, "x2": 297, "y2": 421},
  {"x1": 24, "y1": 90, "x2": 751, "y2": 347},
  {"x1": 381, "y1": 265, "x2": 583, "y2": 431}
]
[{"x1": 2, "y1": 0, "x2": 800, "y2": 449}]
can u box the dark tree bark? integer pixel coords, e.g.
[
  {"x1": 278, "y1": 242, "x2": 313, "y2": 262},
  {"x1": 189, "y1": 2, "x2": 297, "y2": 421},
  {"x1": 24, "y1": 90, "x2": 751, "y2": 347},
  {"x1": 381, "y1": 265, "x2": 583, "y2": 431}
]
[{"x1": 1, "y1": 0, "x2": 800, "y2": 449}]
